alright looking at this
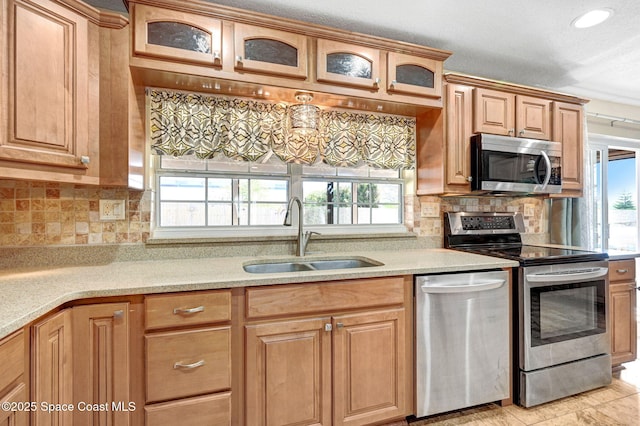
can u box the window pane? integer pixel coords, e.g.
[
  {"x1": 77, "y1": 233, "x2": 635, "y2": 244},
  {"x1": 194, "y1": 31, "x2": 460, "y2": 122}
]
[
  {"x1": 207, "y1": 203, "x2": 232, "y2": 225},
  {"x1": 326, "y1": 53, "x2": 372, "y2": 79},
  {"x1": 251, "y1": 203, "x2": 288, "y2": 225},
  {"x1": 356, "y1": 183, "x2": 370, "y2": 205},
  {"x1": 250, "y1": 179, "x2": 288, "y2": 202},
  {"x1": 337, "y1": 206, "x2": 352, "y2": 224},
  {"x1": 395, "y1": 64, "x2": 434, "y2": 88},
  {"x1": 305, "y1": 205, "x2": 327, "y2": 225},
  {"x1": 239, "y1": 179, "x2": 249, "y2": 203},
  {"x1": 369, "y1": 168, "x2": 401, "y2": 178},
  {"x1": 372, "y1": 204, "x2": 400, "y2": 224},
  {"x1": 338, "y1": 182, "x2": 352, "y2": 204},
  {"x1": 208, "y1": 178, "x2": 232, "y2": 201},
  {"x1": 357, "y1": 206, "x2": 371, "y2": 224},
  {"x1": 303, "y1": 163, "x2": 337, "y2": 176},
  {"x1": 237, "y1": 202, "x2": 249, "y2": 225},
  {"x1": 160, "y1": 177, "x2": 205, "y2": 201},
  {"x1": 303, "y1": 181, "x2": 330, "y2": 203},
  {"x1": 376, "y1": 184, "x2": 400, "y2": 203},
  {"x1": 337, "y1": 165, "x2": 369, "y2": 177},
  {"x1": 206, "y1": 158, "x2": 250, "y2": 173},
  {"x1": 160, "y1": 202, "x2": 205, "y2": 226}
]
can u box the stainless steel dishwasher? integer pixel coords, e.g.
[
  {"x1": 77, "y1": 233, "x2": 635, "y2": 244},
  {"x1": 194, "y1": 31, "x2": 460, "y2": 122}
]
[{"x1": 415, "y1": 270, "x2": 510, "y2": 417}]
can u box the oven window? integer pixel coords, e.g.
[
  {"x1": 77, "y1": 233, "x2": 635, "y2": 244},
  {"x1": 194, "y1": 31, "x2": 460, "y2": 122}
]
[{"x1": 530, "y1": 280, "x2": 606, "y2": 346}]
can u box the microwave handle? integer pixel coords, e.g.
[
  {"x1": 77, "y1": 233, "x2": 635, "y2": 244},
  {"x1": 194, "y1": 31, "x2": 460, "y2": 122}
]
[{"x1": 539, "y1": 151, "x2": 552, "y2": 190}]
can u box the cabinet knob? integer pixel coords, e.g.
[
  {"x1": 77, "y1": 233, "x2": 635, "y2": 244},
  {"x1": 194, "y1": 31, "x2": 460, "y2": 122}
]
[
  {"x1": 519, "y1": 130, "x2": 525, "y2": 136},
  {"x1": 336, "y1": 322, "x2": 344, "y2": 329},
  {"x1": 617, "y1": 269, "x2": 629, "y2": 274},
  {"x1": 236, "y1": 55, "x2": 243, "y2": 64},
  {"x1": 390, "y1": 79, "x2": 397, "y2": 88},
  {"x1": 373, "y1": 78, "x2": 381, "y2": 87},
  {"x1": 213, "y1": 51, "x2": 221, "y2": 61},
  {"x1": 508, "y1": 128, "x2": 515, "y2": 135},
  {"x1": 80, "y1": 156, "x2": 90, "y2": 165},
  {"x1": 466, "y1": 176, "x2": 473, "y2": 182},
  {"x1": 173, "y1": 306, "x2": 205, "y2": 315},
  {"x1": 113, "y1": 310, "x2": 124, "y2": 319},
  {"x1": 324, "y1": 323, "x2": 332, "y2": 332}
]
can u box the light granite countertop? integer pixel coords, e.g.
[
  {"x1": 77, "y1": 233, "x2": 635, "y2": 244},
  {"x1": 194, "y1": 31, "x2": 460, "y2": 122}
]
[{"x1": 0, "y1": 248, "x2": 518, "y2": 340}]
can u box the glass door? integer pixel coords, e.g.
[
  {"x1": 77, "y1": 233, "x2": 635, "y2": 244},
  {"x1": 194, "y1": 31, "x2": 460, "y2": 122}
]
[{"x1": 588, "y1": 135, "x2": 640, "y2": 252}]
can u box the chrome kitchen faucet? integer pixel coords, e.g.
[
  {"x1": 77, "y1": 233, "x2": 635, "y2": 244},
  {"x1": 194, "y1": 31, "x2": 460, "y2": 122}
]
[{"x1": 283, "y1": 196, "x2": 319, "y2": 256}]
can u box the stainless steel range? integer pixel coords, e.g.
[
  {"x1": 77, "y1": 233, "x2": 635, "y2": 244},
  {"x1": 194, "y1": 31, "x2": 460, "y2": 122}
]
[{"x1": 445, "y1": 212, "x2": 611, "y2": 407}]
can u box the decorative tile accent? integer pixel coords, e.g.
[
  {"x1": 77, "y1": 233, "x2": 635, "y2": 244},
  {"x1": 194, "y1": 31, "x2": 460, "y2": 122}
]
[
  {"x1": 0, "y1": 179, "x2": 151, "y2": 246},
  {"x1": 415, "y1": 195, "x2": 548, "y2": 238}
]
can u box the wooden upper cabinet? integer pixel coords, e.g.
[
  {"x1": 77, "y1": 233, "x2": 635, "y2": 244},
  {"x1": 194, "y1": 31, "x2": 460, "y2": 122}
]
[
  {"x1": 133, "y1": 3, "x2": 222, "y2": 66},
  {"x1": 474, "y1": 89, "x2": 551, "y2": 140},
  {"x1": 1, "y1": 0, "x2": 94, "y2": 177},
  {"x1": 516, "y1": 95, "x2": 552, "y2": 140},
  {"x1": 234, "y1": 23, "x2": 308, "y2": 79},
  {"x1": 445, "y1": 84, "x2": 474, "y2": 188},
  {"x1": 387, "y1": 52, "x2": 442, "y2": 98},
  {"x1": 473, "y1": 88, "x2": 515, "y2": 136},
  {"x1": 552, "y1": 102, "x2": 583, "y2": 196},
  {"x1": 316, "y1": 39, "x2": 381, "y2": 89}
]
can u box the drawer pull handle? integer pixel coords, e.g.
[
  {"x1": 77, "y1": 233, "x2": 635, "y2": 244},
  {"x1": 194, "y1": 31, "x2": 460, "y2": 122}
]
[
  {"x1": 617, "y1": 269, "x2": 629, "y2": 274},
  {"x1": 174, "y1": 360, "x2": 205, "y2": 370},
  {"x1": 173, "y1": 306, "x2": 205, "y2": 315}
]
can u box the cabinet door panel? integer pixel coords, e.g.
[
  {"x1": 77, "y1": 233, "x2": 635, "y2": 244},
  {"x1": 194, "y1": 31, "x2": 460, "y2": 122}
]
[
  {"x1": 473, "y1": 88, "x2": 515, "y2": 136},
  {"x1": 3, "y1": 0, "x2": 89, "y2": 170},
  {"x1": 0, "y1": 383, "x2": 28, "y2": 426},
  {"x1": 317, "y1": 39, "x2": 380, "y2": 89},
  {"x1": 387, "y1": 52, "x2": 442, "y2": 98},
  {"x1": 72, "y1": 303, "x2": 131, "y2": 426},
  {"x1": 145, "y1": 392, "x2": 231, "y2": 426},
  {"x1": 234, "y1": 23, "x2": 307, "y2": 79},
  {"x1": 552, "y1": 102, "x2": 583, "y2": 196},
  {"x1": 245, "y1": 317, "x2": 331, "y2": 426},
  {"x1": 133, "y1": 3, "x2": 222, "y2": 66},
  {"x1": 32, "y1": 310, "x2": 73, "y2": 426},
  {"x1": 516, "y1": 95, "x2": 551, "y2": 140},
  {"x1": 446, "y1": 84, "x2": 473, "y2": 187},
  {"x1": 333, "y1": 308, "x2": 407, "y2": 426},
  {"x1": 610, "y1": 281, "x2": 637, "y2": 365}
]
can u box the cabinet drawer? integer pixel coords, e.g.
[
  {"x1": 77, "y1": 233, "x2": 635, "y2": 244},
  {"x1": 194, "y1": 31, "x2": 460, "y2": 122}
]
[
  {"x1": 609, "y1": 260, "x2": 636, "y2": 283},
  {"x1": 146, "y1": 327, "x2": 231, "y2": 403},
  {"x1": 0, "y1": 330, "x2": 24, "y2": 393},
  {"x1": 145, "y1": 392, "x2": 231, "y2": 426},
  {"x1": 246, "y1": 276, "x2": 406, "y2": 319},
  {"x1": 0, "y1": 382, "x2": 28, "y2": 426},
  {"x1": 145, "y1": 290, "x2": 231, "y2": 330}
]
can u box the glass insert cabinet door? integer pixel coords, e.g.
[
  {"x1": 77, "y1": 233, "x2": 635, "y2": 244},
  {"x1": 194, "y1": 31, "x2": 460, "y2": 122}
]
[
  {"x1": 387, "y1": 52, "x2": 442, "y2": 98},
  {"x1": 234, "y1": 23, "x2": 308, "y2": 79},
  {"x1": 316, "y1": 39, "x2": 381, "y2": 89},
  {"x1": 133, "y1": 3, "x2": 222, "y2": 66}
]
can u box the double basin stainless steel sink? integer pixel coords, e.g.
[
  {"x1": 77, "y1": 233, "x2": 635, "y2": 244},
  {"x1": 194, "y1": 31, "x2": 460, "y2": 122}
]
[{"x1": 243, "y1": 257, "x2": 383, "y2": 274}]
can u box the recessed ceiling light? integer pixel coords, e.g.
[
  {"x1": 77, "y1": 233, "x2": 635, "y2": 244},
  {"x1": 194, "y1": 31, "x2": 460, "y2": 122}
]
[{"x1": 572, "y1": 8, "x2": 613, "y2": 28}]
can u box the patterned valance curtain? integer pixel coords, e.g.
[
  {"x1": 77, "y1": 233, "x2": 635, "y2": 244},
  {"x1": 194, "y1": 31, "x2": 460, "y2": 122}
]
[{"x1": 148, "y1": 88, "x2": 415, "y2": 170}]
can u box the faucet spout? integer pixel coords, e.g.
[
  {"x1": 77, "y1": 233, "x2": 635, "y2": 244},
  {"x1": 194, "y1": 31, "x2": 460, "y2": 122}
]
[{"x1": 283, "y1": 197, "x2": 311, "y2": 256}]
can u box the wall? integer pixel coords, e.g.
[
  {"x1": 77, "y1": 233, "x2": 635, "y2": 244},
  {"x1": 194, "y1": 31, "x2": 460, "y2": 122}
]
[{"x1": 586, "y1": 99, "x2": 640, "y2": 140}]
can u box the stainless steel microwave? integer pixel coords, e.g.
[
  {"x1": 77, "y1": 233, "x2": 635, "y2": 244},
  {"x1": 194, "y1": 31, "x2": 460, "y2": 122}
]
[{"x1": 471, "y1": 133, "x2": 562, "y2": 194}]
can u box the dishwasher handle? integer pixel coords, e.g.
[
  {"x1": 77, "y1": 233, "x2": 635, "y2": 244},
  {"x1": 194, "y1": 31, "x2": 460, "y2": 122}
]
[
  {"x1": 420, "y1": 279, "x2": 505, "y2": 294},
  {"x1": 525, "y1": 267, "x2": 608, "y2": 283}
]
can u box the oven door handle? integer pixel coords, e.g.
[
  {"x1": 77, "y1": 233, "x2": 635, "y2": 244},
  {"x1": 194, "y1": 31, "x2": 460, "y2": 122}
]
[
  {"x1": 526, "y1": 267, "x2": 608, "y2": 283},
  {"x1": 421, "y1": 279, "x2": 505, "y2": 294}
]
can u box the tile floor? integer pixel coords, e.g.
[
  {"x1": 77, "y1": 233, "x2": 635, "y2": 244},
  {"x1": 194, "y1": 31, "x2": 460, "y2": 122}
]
[{"x1": 405, "y1": 338, "x2": 640, "y2": 425}]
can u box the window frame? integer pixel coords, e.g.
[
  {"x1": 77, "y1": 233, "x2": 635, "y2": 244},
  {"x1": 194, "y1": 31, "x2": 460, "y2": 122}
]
[{"x1": 151, "y1": 157, "x2": 408, "y2": 239}]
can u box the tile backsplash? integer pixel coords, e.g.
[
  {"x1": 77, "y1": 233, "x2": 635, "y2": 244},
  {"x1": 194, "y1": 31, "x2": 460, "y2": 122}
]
[
  {"x1": 0, "y1": 179, "x2": 151, "y2": 246},
  {"x1": 414, "y1": 195, "x2": 548, "y2": 238},
  {"x1": 0, "y1": 178, "x2": 547, "y2": 247}
]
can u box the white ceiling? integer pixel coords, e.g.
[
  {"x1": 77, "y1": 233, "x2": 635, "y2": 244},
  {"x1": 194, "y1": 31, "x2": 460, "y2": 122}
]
[{"x1": 87, "y1": 0, "x2": 640, "y2": 107}]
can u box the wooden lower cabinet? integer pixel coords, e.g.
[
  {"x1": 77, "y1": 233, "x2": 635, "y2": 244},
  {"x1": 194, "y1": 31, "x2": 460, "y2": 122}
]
[
  {"x1": 609, "y1": 259, "x2": 637, "y2": 366},
  {"x1": 145, "y1": 392, "x2": 231, "y2": 426},
  {"x1": 244, "y1": 276, "x2": 412, "y2": 426},
  {"x1": 0, "y1": 330, "x2": 28, "y2": 426},
  {"x1": 333, "y1": 309, "x2": 407, "y2": 426},
  {"x1": 72, "y1": 303, "x2": 132, "y2": 426},
  {"x1": 245, "y1": 317, "x2": 332, "y2": 426},
  {"x1": 32, "y1": 310, "x2": 74, "y2": 426}
]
